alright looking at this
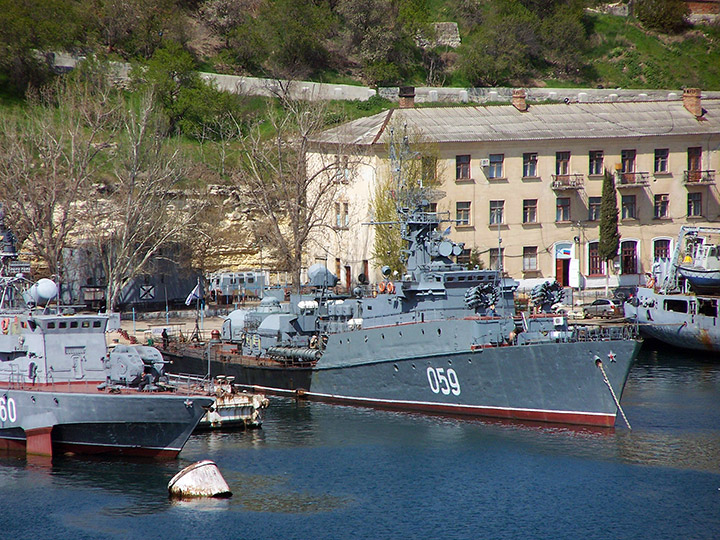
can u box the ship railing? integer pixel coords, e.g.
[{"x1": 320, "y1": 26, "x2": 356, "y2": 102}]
[{"x1": 166, "y1": 372, "x2": 213, "y2": 395}]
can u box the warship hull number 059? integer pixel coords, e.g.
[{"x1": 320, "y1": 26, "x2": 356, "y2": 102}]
[{"x1": 169, "y1": 131, "x2": 641, "y2": 428}]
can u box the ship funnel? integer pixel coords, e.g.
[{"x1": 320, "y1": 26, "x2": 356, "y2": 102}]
[{"x1": 24, "y1": 278, "x2": 58, "y2": 305}]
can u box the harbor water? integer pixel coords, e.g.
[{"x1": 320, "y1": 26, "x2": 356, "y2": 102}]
[{"x1": 1, "y1": 342, "x2": 719, "y2": 540}]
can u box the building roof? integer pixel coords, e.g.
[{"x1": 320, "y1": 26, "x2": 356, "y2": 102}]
[{"x1": 313, "y1": 98, "x2": 720, "y2": 147}]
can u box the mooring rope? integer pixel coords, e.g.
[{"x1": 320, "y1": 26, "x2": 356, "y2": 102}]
[{"x1": 597, "y1": 360, "x2": 631, "y2": 430}]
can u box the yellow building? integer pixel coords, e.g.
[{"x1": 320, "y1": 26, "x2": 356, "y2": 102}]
[{"x1": 310, "y1": 88, "x2": 720, "y2": 292}]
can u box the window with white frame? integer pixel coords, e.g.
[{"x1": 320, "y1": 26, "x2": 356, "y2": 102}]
[
  {"x1": 456, "y1": 201, "x2": 471, "y2": 225},
  {"x1": 589, "y1": 151, "x2": 604, "y2": 175},
  {"x1": 654, "y1": 148, "x2": 669, "y2": 173},
  {"x1": 622, "y1": 194, "x2": 637, "y2": 219},
  {"x1": 654, "y1": 239, "x2": 671, "y2": 260},
  {"x1": 588, "y1": 242, "x2": 603, "y2": 275},
  {"x1": 488, "y1": 154, "x2": 504, "y2": 179},
  {"x1": 456, "y1": 155, "x2": 471, "y2": 180},
  {"x1": 556, "y1": 197, "x2": 570, "y2": 222},
  {"x1": 523, "y1": 199, "x2": 537, "y2": 223},
  {"x1": 688, "y1": 192, "x2": 702, "y2": 217},
  {"x1": 621, "y1": 240, "x2": 638, "y2": 274},
  {"x1": 335, "y1": 202, "x2": 349, "y2": 229},
  {"x1": 654, "y1": 194, "x2": 669, "y2": 218},
  {"x1": 490, "y1": 200, "x2": 504, "y2": 225},
  {"x1": 523, "y1": 246, "x2": 538, "y2": 271},
  {"x1": 489, "y1": 248, "x2": 504, "y2": 271},
  {"x1": 556, "y1": 151, "x2": 570, "y2": 175},
  {"x1": 588, "y1": 197, "x2": 601, "y2": 221},
  {"x1": 523, "y1": 153, "x2": 538, "y2": 177}
]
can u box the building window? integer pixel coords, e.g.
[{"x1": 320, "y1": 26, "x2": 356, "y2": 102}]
[
  {"x1": 523, "y1": 246, "x2": 538, "y2": 271},
  {"x1": 621, "y1": 194, "x2": 636, "y2": 220},
  {"x1": 588, "y1": 242, "x2": 603, "y2": 275},
  {"x1": 490, "y1": 200, "x2": 504, "y2": 225},
  {"x1": 335, "y1": 202, "x2": 349, "y2": 229},
  {"x1": 556, "y1": 151, "x2": 570, "y2": 175},
  {"x1": 457, "y1": 248, "x2": 471, "y2": 267},
  {"x1": 423, "y1": 202, "x2": 438, "y2": 214},
  {"x1": 421, "y1": 156, "x2": 437, "y2": 184},
  {"x1": 621, "y1": 149, "x2": 636, "y2": 173},
  {"x1": 688, "y1": 192, "x2": 702, "y2": 217},
  {"x1": 523, "y1": 153, "x2": 538, "y2": 177},
  {"x1": 654, "y1": 194, "x2": 669, "y2": 218},
  {"x1": 523, "y1": 199, "x2": 537, "y2": 223},
  {"x1": 489, "y1": 248, "x2": 504, "y2": 271},
  {"x1": 456, "y1": 201, "x2": 471, "y2": 225},
  {"x1": 589, "y1": 151, "x2": 604, "y2": 175},
  {"x1": 488, "y1": 154, "x2": 504, "y2": 179},
  {"x1": 654, "y1": 148, "x2": 669, "y2": 173},
  {"x1": 556, "y1": 197, "x2": 570, "y2": 222},
  {"x1": 588, "y1": 197, "x2": 601, "y2": 221},
  {"x1": 456, "y1": 155, "x2": 471, "y2": 180},
  {"x1": 654, "y1": 239, "x2": 671, "y2": 260},
  {"x1": 621, "y1": 240, "x2": 638, "y2": 274},
  {"x1": 334, "y1": 155, "x2": 350, "y2": 183},
  {"x1": 687, "y1": 147, "x2": 702, "y2": 182}
]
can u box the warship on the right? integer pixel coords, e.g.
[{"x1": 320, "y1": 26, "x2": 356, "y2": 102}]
[{"x1": 624, "y1": 226, "x2": 720, "y2": 352}]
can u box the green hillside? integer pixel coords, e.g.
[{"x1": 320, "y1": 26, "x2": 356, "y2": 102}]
[{"x1": 1, "y1": 0, "x2": 719, "y2": 103}]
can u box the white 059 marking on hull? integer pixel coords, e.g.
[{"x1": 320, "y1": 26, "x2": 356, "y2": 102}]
[{"x1": 426, "y1": 367, "x2": 461, "y2": 396}]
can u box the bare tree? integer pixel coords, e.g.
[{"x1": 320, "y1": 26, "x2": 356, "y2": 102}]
[
  {"x1": 370, "y1": 123, "x2": 444, "y2": 274},
  {"x1": 81, "y1": 90, "x2": 205, "y2": 311},
  {"x1": 0, "y1": 71, "x2": 120, "y2": 284},
  {"x1": 232, "y1": 98, "x2": 358, "y2": 291}
]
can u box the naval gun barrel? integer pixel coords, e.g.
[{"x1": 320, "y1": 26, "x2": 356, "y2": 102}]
[{"x1": 267, "y1": 346, "x2": 322, "y2": 361}]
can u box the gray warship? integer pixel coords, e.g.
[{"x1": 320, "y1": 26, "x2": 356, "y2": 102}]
[
  {"x1": 0, "y1": 211, "x2": 213, "y2": 458},
  {"x1": 168, "y1": 134, "x2": 641, "y2": 428},
  {"x1": 624, "y1": 226, "x2": 720, "y2": 352}
]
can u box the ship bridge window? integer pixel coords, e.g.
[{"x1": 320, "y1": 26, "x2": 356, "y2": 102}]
[
  {"x1": 447, "y1": 277, "x2": 455, "y2": 282},
  {"x1": 93, "y1": 321, "x2": 102, "y2": 328},
  {"x1": 70, "y1": 321, "x2": 78, "y2": 328},
  {"x1": 82, "y1": 321, "x2": 90, "y2": 328},
  {"x1": 698, "y1": 299, "x2": 718, "y2": 317},
  {"x1": 59, "y1": 321, "x2": 67, "y2": 329},
  {"x1": 47, "y1": 322, "x2": 55, "y2": 329},
  {"x1": 664, "y1": 299, "x2": 688, "y2": 313}
]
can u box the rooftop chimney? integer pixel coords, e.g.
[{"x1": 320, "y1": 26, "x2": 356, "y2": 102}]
[
  {"x1": 512, "y1": 89, "x2": 528, "y2": 112},
  {"x1": 683, "y1": 88, "x2": 703, "y2": 118},
  {"x1": 398, "y1": 86, "x2": 415, "y2": 109}
]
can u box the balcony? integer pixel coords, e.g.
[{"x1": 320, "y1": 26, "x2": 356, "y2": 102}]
[
  {"x1": 551, "y1": 174, "x2": 584, "y2": 190},
  {"x1": 615, "y1": 171, "x2": 650, "y2": 188},
  {"x1": 683, "y1": 170, "x2": 716, "y2": 185}
]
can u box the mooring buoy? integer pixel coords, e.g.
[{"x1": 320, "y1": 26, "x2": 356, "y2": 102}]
[{"x1": 168, "y1": 460, "x2": 232, "y2": 499}]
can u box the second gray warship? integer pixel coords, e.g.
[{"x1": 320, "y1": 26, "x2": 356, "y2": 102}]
[{"x1": 168, "y1": 134, "x2": 641, "y2": 427}]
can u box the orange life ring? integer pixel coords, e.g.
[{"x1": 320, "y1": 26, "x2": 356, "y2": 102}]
[
  {"x1": 386, "y1": 282, "x2": 395, "y2": 294},
  {"x1": 378, "y1": 282, "x2": 386, "y2": 294},
  {"x1": 0, "y1": 318, "x2": 8, "y2": 334},
  {"x1": 646, "y1": 277, "x2": 655, "y2": 288}
]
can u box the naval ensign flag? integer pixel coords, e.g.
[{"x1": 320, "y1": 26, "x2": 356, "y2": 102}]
[{"x1": 185, "y1": 280, "x2": 201, "y2": 306}]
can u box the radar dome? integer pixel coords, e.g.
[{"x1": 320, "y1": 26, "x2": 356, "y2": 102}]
[{"x1": 25, "y1": 278, "x2": 58, "y2": 305}]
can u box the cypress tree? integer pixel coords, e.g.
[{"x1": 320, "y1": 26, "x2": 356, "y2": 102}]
[{"x1": 599, "y1": 169, "x2": 620, "y2": 292}]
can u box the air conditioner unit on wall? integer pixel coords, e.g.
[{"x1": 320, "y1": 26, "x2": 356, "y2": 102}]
[{"x1": 480, "y1": 158, "x2": 490, "y2": 167}]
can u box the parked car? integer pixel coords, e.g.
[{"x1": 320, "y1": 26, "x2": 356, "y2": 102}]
[
  {"x1": 612, "y1": 286, "x2": 638, "y2": 301},
  {"x1": 583, "y1": 298, "x2": 619, "y2": 318},
  {"x1": 552, "y1": 302, "x2": 584, "y2": 319}
]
